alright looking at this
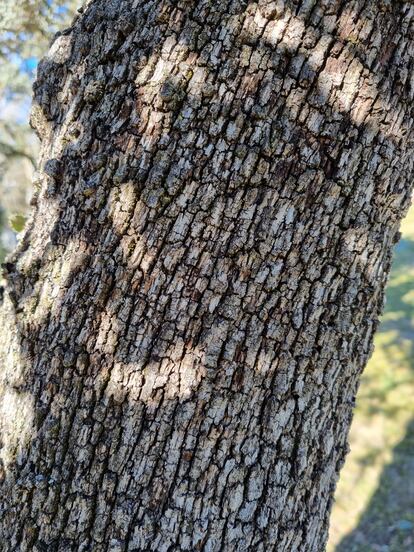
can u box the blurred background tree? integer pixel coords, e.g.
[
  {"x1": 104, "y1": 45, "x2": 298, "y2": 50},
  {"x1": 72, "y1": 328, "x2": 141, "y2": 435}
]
[{"x1": 0, "y1": 0, "x2": 78, "y2": 258}]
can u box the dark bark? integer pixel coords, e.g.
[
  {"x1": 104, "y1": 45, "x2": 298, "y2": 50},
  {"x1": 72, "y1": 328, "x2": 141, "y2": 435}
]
[{"x1": 1, "y1": 1, "x2": 413, "y2": 550}]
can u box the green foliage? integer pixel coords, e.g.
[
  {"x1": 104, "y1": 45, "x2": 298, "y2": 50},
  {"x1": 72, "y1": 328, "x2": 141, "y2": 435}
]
[{"x1": 9, "y1": 213, "x2": 26, "y2": 233}]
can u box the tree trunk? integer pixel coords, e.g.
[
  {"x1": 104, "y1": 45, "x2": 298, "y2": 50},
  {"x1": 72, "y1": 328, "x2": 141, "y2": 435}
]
[{"x1": 0, "y1": 1, "x2": 413, "y2": 550}]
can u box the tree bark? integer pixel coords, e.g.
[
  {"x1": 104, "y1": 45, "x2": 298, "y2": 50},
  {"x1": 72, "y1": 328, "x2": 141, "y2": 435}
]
[{"x1": 0, "y1": 1, "x2": 413, "y2": 550}]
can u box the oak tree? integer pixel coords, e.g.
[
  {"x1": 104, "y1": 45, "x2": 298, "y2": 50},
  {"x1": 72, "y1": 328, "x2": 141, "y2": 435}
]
[{"x1": 0, "y1": 1, "x2": 413, "y2": 550}]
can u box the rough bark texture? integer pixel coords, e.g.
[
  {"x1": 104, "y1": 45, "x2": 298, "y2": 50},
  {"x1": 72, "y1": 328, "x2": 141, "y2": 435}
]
[{"x1": 0, "y1": 1, "x2": 413, "y2": 550}]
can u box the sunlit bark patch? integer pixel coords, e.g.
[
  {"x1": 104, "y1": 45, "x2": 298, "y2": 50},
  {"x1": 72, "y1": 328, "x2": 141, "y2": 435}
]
[{"x1": 0, "y1": 299, "x2": 34, "y2": 472}]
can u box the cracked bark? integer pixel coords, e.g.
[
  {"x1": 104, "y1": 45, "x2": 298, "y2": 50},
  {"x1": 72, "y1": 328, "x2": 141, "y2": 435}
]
[{"x1": 0, "y1": 1, "x2": 413, "y2": 551}]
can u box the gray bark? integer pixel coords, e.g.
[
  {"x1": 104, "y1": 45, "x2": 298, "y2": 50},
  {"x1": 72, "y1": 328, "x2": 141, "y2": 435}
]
[{"x1": 0, "y1": 1, "x2": 413, "y2": 550}]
